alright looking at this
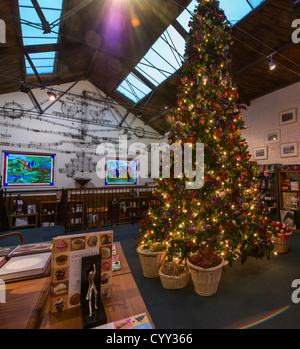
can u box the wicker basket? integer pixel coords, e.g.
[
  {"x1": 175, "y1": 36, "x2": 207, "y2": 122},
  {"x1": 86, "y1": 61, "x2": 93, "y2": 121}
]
[
  {"x1": 186, "y1": 257, "x2": 224, "y2": 296},
  {"x1": 274, "y1": 232, "x2": 292, "y2": 253},
  {"x1": 137, "y1": 245, "x2": 167, "y2": 278},
  {"x1": 158, "y1": 265, "x2": 190, "y2": 289}
]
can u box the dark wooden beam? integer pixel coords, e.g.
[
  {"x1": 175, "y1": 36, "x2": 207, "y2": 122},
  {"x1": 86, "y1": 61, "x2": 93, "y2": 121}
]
[
  {"x1": 30, "y1": 0, "x2": 51, "y2": 33},
  {"x1": 0, "y1": 42, "x2": 81, "y2": 55},
  {"x1": 172, "y1": 19, "x2": 188, "y2": 40},
  {"x1": 23, "y1": 51, "x2": 44, "y2": 86},
  {"x1": 11, "y1": 0, "x2": 26, "y2": 82},
  {"x1": 235, "y1": 41, "x2": 297, "y2": 76},
  {"x1": 27, "y1": 89, "x2": 43, "y2": 114}
]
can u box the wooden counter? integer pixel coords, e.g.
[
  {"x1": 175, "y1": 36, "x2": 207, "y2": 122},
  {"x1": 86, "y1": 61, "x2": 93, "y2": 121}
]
[
  {"x1": 0, "y1": 276, "x2": 50, "y2": 329},
  {"x1": 0, "y1": 242, "x2": 154, "y2": 329}
]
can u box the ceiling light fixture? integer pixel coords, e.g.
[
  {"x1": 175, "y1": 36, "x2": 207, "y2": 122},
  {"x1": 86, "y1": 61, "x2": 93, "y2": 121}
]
[
  {"x1": 47, "y1": 89, "x2": 56, "y2": 101},
  {"x1": 269, "y1": 54, "x2": 276, "y2": 70}
]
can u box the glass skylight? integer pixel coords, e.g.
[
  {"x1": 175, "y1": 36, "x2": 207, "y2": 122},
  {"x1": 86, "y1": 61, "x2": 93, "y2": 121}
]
[
  {"x1": 177, "y1": 0, "x2": 266, "y2": 30},
  {"x1": 117, "y1": 24, "x2": 185, "y2": 103},
  {"x1": 135, "y1": 25, "x2": 185, "y2": 88},
  {"x1": 19, "y1": 0, "x2": 63, "y2": 75},
  {"x1": 25, "y1": 51, "x2": 56, "y2": 75},
  {"x1": 116, "y1": 0, "x2": 266, "y2": 103},
  {"x1": 116, "y1": 73, "x2": 152, "y2": 104}
]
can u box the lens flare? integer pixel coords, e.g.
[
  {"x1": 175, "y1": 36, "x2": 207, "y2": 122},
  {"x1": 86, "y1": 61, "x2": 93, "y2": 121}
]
[{"x1": 240, "y1": 305, "x2": 291, "y2": 329}]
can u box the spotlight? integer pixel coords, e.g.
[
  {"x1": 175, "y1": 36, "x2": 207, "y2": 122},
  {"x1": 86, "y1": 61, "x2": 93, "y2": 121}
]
[
  {"x1": 269, "y1": 54, "x2": 276, "y2": 70},
  {"x1": 47, "y1": 89, "x2": 56, "y2": 101}
]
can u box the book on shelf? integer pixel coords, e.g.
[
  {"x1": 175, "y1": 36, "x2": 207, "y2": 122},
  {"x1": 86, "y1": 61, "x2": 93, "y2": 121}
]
[
  {"x1": 282, "y1": 179, "x2": 291, "y2": 190},
  {"x1": 291, "y1": 180, "x2": 299, "y2": 191},
  {"x1": 282, "y1": 192, "x2": 299, "y2": 210},
  {"x1": 112, "y1": 243, "x2": 121, "y2": 271}
]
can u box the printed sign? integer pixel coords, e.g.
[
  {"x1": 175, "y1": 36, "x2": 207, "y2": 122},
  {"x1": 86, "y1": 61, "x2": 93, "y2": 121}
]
[{"x1": 49, "y1": 231, "x2": 113, "y2": 313}]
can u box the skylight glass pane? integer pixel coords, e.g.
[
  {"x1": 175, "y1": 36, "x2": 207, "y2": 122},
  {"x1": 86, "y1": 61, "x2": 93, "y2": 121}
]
[
  {"x1": 116, "y1": 0, "x2": 265, "y2": 103},
  {"x1": 247, "y1": 0, "x2": 265, "y2": 8},
  {"x1": 176, "y1": 0, "x2": 198, "y2": 32},
  {"x1": 218, "y1": 0, "x2": 252, "y2": 25},
  {"x1": 19, "y1": 0, "x2": 63, "y2": 75},
  {"x1": 176, "y1": 0, "x2": 262, "y2": 29},
  {"x1": 116, "y1": 73, "x2": 152, "y2": 103},
  {"x1": 25, "y1": 51, "x2": 56, "y2": 75},
  {"x1": 135, "y1": 25, "x2": 185, "y2": 87},
  {"x1": 26, "y1": 66, "x2": 54, "y2": 75}
]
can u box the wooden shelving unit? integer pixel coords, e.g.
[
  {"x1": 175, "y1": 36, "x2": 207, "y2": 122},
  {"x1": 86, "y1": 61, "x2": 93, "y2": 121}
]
[
  {"x1": 67, "y1": 200, "x2": 84, "y2": 231},
  {"x1": 9, "y1": 213, "x2": 38, "y2": 230},
  {"x1": 278, "y1": 170, "x2": 300, "y2": 231},
  {"x1": 254, "y1": 164, "x2": 281, "y2": 222},
  {"x1": 3, "y1": 186, "x2": 154, "y2": 233},
  {"x1": 39, "y1": 201, "x2": 59, "y2": 227},
  {"x1": 86, "y1": 206, "x2": 108, "y2": 229},
  {"x1": 118, "y1": 195, "x2": 150, "y2": 224}
]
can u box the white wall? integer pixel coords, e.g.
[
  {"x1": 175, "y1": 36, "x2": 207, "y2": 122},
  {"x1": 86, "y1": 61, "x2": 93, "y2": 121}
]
[
  {"x1": 0, "y1": 80, "x2": 162, "y2": 190},
  {"x1": 242, "y1": 81, "x2": 300, "y2": 165}
]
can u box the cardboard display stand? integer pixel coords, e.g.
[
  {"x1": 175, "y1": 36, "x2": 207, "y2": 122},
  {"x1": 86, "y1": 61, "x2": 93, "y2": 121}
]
[{"x1": 50, "y1": 230, "x2": 113, "y2": 313}]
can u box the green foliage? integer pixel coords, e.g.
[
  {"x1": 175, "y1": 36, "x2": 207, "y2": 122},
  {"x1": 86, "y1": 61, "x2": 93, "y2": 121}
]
[{"x1": 136, "y1": 0, "x2": 275, "y2": 266}]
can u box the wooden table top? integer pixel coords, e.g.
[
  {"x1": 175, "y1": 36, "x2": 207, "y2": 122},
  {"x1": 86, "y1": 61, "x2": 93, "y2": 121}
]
[
  {"x1": 0, "y1": 241, "x2": 154, "y2": 329},
  {"x1": 0, "y1": 276, "x2": 50, "y2": 329}
]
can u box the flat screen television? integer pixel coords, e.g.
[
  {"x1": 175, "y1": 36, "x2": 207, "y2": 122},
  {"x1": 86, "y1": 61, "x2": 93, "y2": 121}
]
[
  {"x1": 2, "y1": 151, "x2": 55, "y2": 187},
  {"x1": 105, "y1": 158, "x2": 137, "y2": 186}
]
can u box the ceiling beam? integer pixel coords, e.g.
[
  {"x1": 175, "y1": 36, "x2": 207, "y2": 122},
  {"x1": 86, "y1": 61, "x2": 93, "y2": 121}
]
[
  {"x1": 172, "y1": 19, "x2": 188, "y2": 40},
  {"x1": 0, "y1": 42, "x2": 81, "y2": 55},
  {"x1": 30, "y1": 0, "x2": 51, "y2": 33},
  {"x1": 235, "y1": 41, "x2": 298, "y2": 76},
  {"x1": 11, "y1": 0, "x2": 26, "y2": 82},
  {"x1": 23, "y1": 51, "x2": 44, "y2": 86},
  {"x1": 43, "y1": 81, "x2": 78, "y2": 114}
]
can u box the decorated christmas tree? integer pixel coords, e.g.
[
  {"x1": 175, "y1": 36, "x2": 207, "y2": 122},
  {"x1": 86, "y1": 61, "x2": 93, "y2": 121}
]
[{"x1": 136, "y1": 0, "x2": 275, "y2": 266}]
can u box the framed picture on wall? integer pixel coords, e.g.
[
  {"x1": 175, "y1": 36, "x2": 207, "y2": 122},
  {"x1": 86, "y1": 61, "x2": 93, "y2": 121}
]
[
  {"x1": 253, "y1": 146, "x2": 268, "y2": 160},
  {"x1": 266, "y1": 129, "x2": 280, "y2": 143},
  {"x1": 280, "y1": 142, "x2": 298, "y2": 157},
  {"x1": 279, "y1": 108, "x2": 297, "y2": 126}
]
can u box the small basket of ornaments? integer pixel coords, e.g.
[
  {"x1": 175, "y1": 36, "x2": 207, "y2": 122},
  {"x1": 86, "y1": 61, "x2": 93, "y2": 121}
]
[{"x1": 274, "y1": 221, "x2": 292, "y2": 254}]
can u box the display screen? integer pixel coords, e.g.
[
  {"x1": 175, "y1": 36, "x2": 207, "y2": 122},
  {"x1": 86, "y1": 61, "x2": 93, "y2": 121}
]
[
  {"x1": 105, "y1": 158, "x2": 137, "y2": 186},
  {"x1": 2, "y1": 151, "x2": 55, "y2": 187}
]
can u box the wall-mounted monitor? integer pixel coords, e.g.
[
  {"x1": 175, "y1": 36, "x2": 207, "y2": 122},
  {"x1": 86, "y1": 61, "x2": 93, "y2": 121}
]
[
  {"x1": 2, "y1": 151, "x2": 55, "y2": 187},
  {"x1": 105, "y1": 158, "x2": 137, "y2": 186}
]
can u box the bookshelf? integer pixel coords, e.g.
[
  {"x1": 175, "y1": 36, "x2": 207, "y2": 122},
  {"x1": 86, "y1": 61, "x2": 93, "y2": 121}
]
[
  {"x1": 278, "y1": 170, "x2": 300, "y2": 231},
  {"x1": 67, "y1": 200, "x2": 84, "y2": 231},
  {"x1": 118, "y1": 196, "x2": 150, "y2": 224},
  {"x1": 9, "y1": 213, "x2": 38, "y2": 230},
  {"x1": 39, "y1": 201, "x2": 59, "y2": 227},
  {"x1": 254, "y1": 164, "x2": 281, "y2": 222}
]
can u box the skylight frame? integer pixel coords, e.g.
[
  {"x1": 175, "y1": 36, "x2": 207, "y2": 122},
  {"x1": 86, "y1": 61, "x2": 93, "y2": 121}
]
[
  {"x1": 115, "y1": 0, "x2": 267, "y2": 104},
  {"x1": 116, "y1": 72, "x2": 153, "y2": 104},
  {"x1": 18, "y1": 0, "x2": 64, "y2": 76}
]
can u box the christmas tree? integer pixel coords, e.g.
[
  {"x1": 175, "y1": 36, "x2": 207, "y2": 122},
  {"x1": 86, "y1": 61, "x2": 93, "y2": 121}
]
[{"x1": 136, "y1": 0, "x2": 275, "y2": 266}]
